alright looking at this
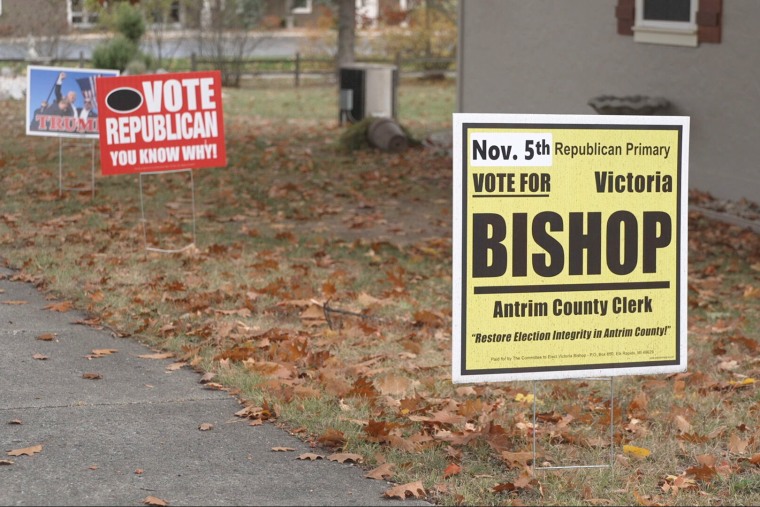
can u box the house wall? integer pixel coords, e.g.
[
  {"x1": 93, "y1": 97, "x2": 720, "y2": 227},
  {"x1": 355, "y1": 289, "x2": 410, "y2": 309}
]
[{"x1": 457, "y1": 0, "x2": 760, "y2": 204}]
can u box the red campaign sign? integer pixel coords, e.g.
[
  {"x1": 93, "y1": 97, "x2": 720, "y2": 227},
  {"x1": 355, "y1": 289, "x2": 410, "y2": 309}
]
[{"x1": 96, "y1": 71, "x2": 227, "y2": 175}]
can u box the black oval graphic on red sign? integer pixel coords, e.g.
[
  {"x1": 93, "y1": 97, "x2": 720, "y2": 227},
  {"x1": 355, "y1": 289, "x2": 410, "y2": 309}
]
[{"x1": 106, "y1": 87, "x2": 143, "y2": 113}]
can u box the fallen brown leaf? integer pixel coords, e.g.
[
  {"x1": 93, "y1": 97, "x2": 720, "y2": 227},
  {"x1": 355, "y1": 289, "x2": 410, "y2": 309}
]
[
  {"x1": 2, "y1": 300, "x2": 27, "y2": 305},
  {"x1": 375, "y1": 374, "x2": 416, "y2": 396},
  {"x1": 718, "y1": 360, "x2": 739, "y2": 371},
  {"x1": 491, "y1": 482, "x2": 516, "y2": 494},
  {"x1": 384, "y1": 480, "x2": 426, "y2": 500},
  {"x1": 317, "y1": 428, "x2": 346, "y2": 449},
  {"x1": 271, "y1": 447, "x2": 295, "y2": 452},
  {"x1": 729, "y1": 433, "x2": 749, "y2": 454},
  {"x1": 677, "y1": 432, "x2": 709, "y2": 443},
  {"x1": 686, "y1": 464, "x2": 717, "y2": 482},
  {"x1": 143, "y1": 496, "x2": 168, "y2": 506},
  {"x1": 585, "y1": 499, "x2": 614, "y2": 506},
  {"x1": 198, "y1": 423, "x2": 214, "y2": 431},
  {"x1": 696, "y1": 454, "x2": 717, "y2": 467},
  {"x1": 501, "y1": 451, "x2": 535, "y2": 467},
  {"x1": 661, "y1": 474, "x2": 698, "y2": 495},
  {"x1": 7, "y1": 444, "x2": 43, "y2": 457},
  {"x1": 86, "y1": 349, "x2": 118, "y2": 359},
  {"x1": 8, "y1": 419, "x2": 22, "y2": 425},
  {"x1": 0, "y1": 459, "x2": 14, "y2": 465},
  {"x1": 32, "y1": 353, "x2": 48, "y2": 360},
  {"x1": 82, "y1": 373, "x2": 102, "y2": 380},
  {"x1": 36, "y1": 333, "x2": 56, "y2": 341},
  {"x1": 327, "y1": 452, "x2": 363, "y2": 464},
  {"x1": 138, "y1": 352, "x2": 174, "y2": 360},
  {"x1": 632, "y1": 489, "x2": 660, "y2": 507},
  {"x1": 44, "y1": 301, "x2": 73, "y2": 312},
  {"x1": 292, "y1": 385, "x2": 321, "y2": 399},
  {"x1": 235, "y1": 405, "x2": 271, "y2": 421},
  {"x1": 300, "y1": 304, "x2": 326, "y2": 325},
  {"x1": 166, "y1": 362, "x2": 186, "y2": 371},
  {"x1": 443, "y1": 462, "x2": 462, "y2": 478},
  {"x1": 674, "y1": 415, "x2": 692, "y2": 434},
  {"x1": 297, "y1": 453, "x2": 323, "y2": 461},
  {"x1": 366, "y1": 463, "x2": 395, "y2": 480}
]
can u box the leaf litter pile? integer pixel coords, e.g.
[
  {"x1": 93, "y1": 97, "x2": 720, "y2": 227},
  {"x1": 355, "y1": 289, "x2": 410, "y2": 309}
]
[{"x1": 1, "y1": 84, "x2": 760, "y2": 505}]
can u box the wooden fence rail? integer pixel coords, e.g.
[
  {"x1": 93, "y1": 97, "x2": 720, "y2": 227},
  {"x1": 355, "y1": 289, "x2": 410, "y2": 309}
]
[
  {"x1": 189, "y1": 53, "x2": 455, "y2": 87},
  {"x1": 1, "y1": 53, "x2": 455, "y2": 88}
]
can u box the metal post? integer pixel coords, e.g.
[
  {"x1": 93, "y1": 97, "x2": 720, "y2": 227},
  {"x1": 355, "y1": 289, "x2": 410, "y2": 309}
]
[
  {"x1": 58, "y1": 137, "x2": 63, "y2": 196},
  {"x1": 58, "y1": 137, "x2": 96, "y2": 197},
  {"x1": 295, "y1": 52, "x2": 301, "y2": 88},
  {"x1": 89, "y1": 139, "x2": 96, "y2": 198}
]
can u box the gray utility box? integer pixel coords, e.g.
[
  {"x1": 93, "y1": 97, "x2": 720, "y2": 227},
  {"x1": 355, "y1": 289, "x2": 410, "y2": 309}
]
[{"x1": 339, "y1": 63, "x2": 398, "y2": 124}]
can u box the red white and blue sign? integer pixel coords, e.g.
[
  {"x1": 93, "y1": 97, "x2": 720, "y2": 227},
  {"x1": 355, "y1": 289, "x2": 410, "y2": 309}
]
[
  {"x1": 96, "y1": 70, "x2": 227, "y2": 175},
  {"x1": 26, "y1": 65, "x2": 119, "y2": 139}
]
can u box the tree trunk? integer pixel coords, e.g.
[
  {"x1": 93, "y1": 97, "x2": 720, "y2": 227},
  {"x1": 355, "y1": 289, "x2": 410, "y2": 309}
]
[{"x1": 337, "y1": 0, "x2": 355, "y2": 68}]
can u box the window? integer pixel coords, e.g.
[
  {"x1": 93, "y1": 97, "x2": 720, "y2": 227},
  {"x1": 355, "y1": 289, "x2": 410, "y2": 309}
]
[
  {"x1": 643, "y1": 0, "x2": 692, "y2": 23},
  {"x1": 149, "y1": 0, "x2": 181, "y2": 25},
  {"x1": 634, "y1": 0, "x2": 697, "y2": 46},
  {"x1": 292, "y1": 0, "x2": 312, "y2": 14},
  {"x1": 69, "y1": 0, "x2": 98, "y2": 27},
  {"x1": 169, "y1": 0, "x2": 181, "y2": 23},
  {"x1": 616, "y1": 0, "x2": 722, "y2": 46}
]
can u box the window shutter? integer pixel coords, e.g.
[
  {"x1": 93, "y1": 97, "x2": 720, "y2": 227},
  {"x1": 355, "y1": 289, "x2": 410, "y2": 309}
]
[
  {"x1": 697, "y1": 0, "x2": 722, "y2": 43},
  {"x1": 615, "y1": 0, "x2": 635, "y2": 35}
]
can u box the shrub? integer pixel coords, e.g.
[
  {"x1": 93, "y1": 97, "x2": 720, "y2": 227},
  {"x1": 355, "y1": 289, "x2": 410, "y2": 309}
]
[
  {"x1": 111, "y1": 2, "x2": 145, "y2": 44},
  {"x1": 124, "y1": 58, "x2": 147, "y2": 76},
  {"x1": 373, "y1": 3, "x2": 457, "y2": 74},
  {"x1": 91, "y1": 35, "x2": 138, "y2": 72},
  {"x1": 88, "y1": 0, "x2": 147, "y2": 72}
]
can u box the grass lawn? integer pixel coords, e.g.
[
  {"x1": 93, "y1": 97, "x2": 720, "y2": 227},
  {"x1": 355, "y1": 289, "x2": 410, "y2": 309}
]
[{"x1": 1, "y1": 76, "x2": 759, "y2": 505}]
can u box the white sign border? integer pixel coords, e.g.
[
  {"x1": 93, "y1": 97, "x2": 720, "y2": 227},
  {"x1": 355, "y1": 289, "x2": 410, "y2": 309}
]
[{"x1": 452, "y1": 113, "x2": 690, "y2": 383}]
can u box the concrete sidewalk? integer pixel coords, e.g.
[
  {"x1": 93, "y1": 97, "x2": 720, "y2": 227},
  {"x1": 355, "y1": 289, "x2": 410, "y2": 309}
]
[{"x1": 0, "y1": 267, "x2": 430, "y2": 506}]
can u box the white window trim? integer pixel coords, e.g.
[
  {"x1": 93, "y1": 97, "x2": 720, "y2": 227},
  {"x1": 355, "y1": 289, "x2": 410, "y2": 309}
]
[
  {"x1": 292, "y1": 0, "x2": 312, "y2": 14},
  {"x1": 633, "y1": 0, "x2": 698, "y2": 47},
  {"x1": 149, "y1": 0, "x2": 182, "y2": 29},
  {"x1": 68, "y1": 0, "x2": 98, "y2": 28}
]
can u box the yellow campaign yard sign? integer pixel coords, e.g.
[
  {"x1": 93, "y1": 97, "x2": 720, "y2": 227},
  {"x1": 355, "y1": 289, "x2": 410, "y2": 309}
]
[{"x1": 452, "y1": 114, "x2": 689, "y2": 382}]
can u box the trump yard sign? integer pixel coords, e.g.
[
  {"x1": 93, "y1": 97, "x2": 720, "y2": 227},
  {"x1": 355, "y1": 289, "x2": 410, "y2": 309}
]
[
  {"x1": 26, "y1": 65, "x2": 119, "y2": 139},
  {"x1": 97, "y1": 71, "x2": 226, "y2": 175},
  {"x1": 452, "y1": 114, "x2": 689, "y2": 383}
]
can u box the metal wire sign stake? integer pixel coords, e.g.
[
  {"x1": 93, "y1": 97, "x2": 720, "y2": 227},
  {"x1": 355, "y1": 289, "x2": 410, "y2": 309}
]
[
  {"x1": 138, "y1": 168, "x2": 197, "y2": 253},
  {"x1": 58, "y1": 137, "x2": 96, "y2": 198},
  {"x1": 532, "y1": 377, "x2": 615, "y2": 471}
]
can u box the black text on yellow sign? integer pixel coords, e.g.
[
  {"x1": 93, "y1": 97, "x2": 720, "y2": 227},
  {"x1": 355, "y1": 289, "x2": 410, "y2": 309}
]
[{"x1": 452, "y1": 115, "x2": 689, "y2": 383}]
